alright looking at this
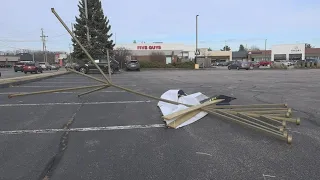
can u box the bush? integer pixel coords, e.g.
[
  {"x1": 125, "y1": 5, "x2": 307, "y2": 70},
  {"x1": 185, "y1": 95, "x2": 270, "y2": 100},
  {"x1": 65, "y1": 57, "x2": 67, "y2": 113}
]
[
  {"x1": 139, "y1": 61, "x2": 166, "y2": 68},
  {"x1": 139, "y1": 61, "x2": 195, "y2": 69},
  {"x1": 270, "y1": 62, "x2": 287, "y2": 69},
  {"x1": 170, "y1": 61, "x2": 195, "y2": 69}
]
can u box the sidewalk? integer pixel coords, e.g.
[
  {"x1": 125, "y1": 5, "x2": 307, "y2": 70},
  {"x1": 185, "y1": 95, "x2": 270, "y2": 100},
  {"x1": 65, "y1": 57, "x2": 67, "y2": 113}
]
[{"x1": 0, "y1": 69, "x2": 70, "y2": 88}]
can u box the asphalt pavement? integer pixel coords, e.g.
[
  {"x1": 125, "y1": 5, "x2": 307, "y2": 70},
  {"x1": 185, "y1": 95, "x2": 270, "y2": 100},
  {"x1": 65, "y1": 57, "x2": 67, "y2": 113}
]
[
  {"x1": 0, "y1": 69, "x2": 320, "y2": 180},
  {"x1": 0, "y1": 68, "x2": 61, "y2": 78}
]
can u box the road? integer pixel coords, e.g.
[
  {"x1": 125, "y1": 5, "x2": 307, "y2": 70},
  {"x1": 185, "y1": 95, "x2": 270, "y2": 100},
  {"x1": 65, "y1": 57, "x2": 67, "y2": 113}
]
[
  {"x1": 0, "y1": 69, "x2": 320, "y2": 180},
  {"x1": 0, "y1": 68, "x2": 61, "y2": 78}
]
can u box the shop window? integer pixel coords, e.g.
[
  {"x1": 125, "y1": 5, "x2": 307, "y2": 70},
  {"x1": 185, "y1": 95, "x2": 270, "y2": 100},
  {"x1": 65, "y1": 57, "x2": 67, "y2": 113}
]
[
  {"x1": 289, "y1": 54, "x2": 302, "y2": 60},
  {"x1": 306, "y1": 56, "x2": 320, "y2": 60},
  {"x1": 274, "y1": 54, "x2": 286, "y2": 61}
]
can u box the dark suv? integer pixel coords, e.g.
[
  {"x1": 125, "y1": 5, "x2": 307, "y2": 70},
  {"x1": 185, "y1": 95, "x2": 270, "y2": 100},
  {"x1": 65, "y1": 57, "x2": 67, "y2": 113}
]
[
  {"x1": 228, "y1": 61, "x2": 251, "y2": 70},
  {"x1": 14, "y1": 62, "x2": 26, "y2": 72},
  {"x1": 75, "y1": 59, "x2": 119, "y2": 74}
]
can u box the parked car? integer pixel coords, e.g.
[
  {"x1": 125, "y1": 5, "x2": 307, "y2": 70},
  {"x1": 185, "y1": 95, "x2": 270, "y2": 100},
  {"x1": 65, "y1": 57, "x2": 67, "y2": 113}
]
[
  {"x1": 280, "y1": 60, "x2": 293, "y2": 66},
  {"x1": 75, "y1": 59, "x2": 119, "y2": 74},
  {"x1": 39, "y1": 62, "x2": 51, "y2": 70},
  {"x1": 125, "y1": 60, "x2": 140, "y2": 71},
  {"x1": 13, "y1": 62, "x2": 26, "y2": 72},
  {"x1": 51, "y1": 64, "x2": 60, "y2": 70},
  {"x1": 258, "y1": 61, "x2": 272, "y2": 66},
  {"x1": 228, "y1": 61, "x2": 250, "y2": 70},
  {"x1": 306, "y1": 59, "x2": 319, "y2": 66},
  {"x1": 251, "y1": 61, "x2": 261, "y2": 68},
  {"x1": 23, "y1": 62, "x2": 43, "y2": 74}
]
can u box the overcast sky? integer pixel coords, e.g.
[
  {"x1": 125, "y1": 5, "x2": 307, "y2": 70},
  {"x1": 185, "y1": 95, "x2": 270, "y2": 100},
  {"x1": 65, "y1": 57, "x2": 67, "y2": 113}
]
[{"x1": 0, "y1": 0, "x2": 320, "y2": 52}]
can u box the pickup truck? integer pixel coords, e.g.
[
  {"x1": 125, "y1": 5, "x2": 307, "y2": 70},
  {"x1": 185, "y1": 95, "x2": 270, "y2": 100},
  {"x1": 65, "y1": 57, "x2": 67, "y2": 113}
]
[{"x1": 74, "y1": 59, "x2": 119, "y2": 74}]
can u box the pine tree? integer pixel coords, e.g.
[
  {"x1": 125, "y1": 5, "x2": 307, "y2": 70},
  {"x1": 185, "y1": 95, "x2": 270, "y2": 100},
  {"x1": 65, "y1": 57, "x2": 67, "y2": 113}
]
[
  {"x1": 239, "y1": 44, "x2": 245, "y2": 51},
  {"x1": 72, "y1": 0, "x2": 114, "y2": 62}
]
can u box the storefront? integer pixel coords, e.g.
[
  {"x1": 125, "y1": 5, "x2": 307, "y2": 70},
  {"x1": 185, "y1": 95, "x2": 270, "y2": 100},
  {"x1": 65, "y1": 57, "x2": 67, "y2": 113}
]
[
  {"x1": 232, "y1": 51, "x2": 248, "y2": 61},
  {"x1": 305, "y1": 48, "x2": 320, "y2": 59},
  {"x1": 115, "y1": 43, "x2": 196, "y2": 64},
  {"x1": 248, "y1": 50, "x2": 271, "y2": 61},
  {"x1": 0, "y1": 55, "x2": 19, "y2": 66},
  {"x1": 198, "y1": 48, "x2": 232, "y2": 62},
  {"x1": 271, "y1": 43, "x2": 305, "y2": 61}
]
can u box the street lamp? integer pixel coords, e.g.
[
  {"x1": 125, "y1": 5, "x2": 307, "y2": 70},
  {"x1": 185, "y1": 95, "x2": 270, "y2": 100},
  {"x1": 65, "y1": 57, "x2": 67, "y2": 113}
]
[{"x1": 195, "y1": 15, "x2": 199, "y2": 64}]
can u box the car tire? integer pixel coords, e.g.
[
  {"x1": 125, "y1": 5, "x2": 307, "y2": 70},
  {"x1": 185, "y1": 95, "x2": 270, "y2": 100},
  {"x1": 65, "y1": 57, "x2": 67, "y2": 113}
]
[
  {"x1": 237, "y1": 67, "x2": 240, "y2": 70},
  {"x1": 137, "y1": 69, "x2": 140, "y2": 71},
  {"x1": 15, "y1": 70, "x2": 17, "y2": 72},
  {"x1": 79, "y1": 67, "x2": 87, "y2": 74},
  {"x1": 246, "y1": 68, "x2": 249, "y2": 70},
  {"x1": 228, "y1": 66, "x2": 231, "y2": 70},
  {"x1": 24, "y1": 71, "x2": 27, "y2": 74}
]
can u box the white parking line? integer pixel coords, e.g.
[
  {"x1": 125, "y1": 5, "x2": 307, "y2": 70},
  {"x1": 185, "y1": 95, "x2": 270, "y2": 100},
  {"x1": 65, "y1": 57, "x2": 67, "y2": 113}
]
[
  {"x1": 0, "y1": 124, "x2": 165, "y2": 135},
  {"x1": 196, "y1": 152, "x2": 212, "y2": 156},
  {"x1": 0, "y1": 100, "x2": 152, "y2": 107},
  {"x1": 0, "y1": 90, "x2": 126, "y2": 95},
  {"x1": 15, "y1": 85, "x2": 137, "y2": 87}
]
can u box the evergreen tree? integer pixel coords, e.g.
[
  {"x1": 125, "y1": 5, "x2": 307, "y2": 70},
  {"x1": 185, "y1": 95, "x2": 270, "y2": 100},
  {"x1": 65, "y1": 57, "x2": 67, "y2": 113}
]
[
  {"x1": 220, "y1": 45, "x2": 231, "y2": 51},
  {"x1": 239, "y1": 44, "x2": 246, "y2": 51},
  {"x1": 72, "y1": 0, "x2": 114, "y2": 61}
]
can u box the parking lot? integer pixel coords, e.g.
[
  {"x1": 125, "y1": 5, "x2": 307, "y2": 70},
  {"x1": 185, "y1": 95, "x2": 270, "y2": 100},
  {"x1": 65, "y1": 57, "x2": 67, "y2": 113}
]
[{"x1": 0, "y1": 69, "x2": 320, "y2": 180}]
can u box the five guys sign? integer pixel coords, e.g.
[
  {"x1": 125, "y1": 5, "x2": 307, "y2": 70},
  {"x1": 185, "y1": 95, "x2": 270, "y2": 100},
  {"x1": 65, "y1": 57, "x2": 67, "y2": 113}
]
[{"x1": 137, "y1": 45, "x2": 161, "y2": 50}]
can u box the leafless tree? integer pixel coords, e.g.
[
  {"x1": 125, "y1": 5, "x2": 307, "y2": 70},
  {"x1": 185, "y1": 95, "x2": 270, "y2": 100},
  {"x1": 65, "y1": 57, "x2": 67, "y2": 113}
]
[
  {"x1": 113, "y1": 47, "x2": 132, "y2": 69},
  {"x1": 250, "y1": 45, "x2": 260, "y2": 51},
  {"x1": 150, "y1": 52, "x2": 166, "y2": 63},
  {"x1": 305, "y1": 43, "x2": 314, "y2": 48}
]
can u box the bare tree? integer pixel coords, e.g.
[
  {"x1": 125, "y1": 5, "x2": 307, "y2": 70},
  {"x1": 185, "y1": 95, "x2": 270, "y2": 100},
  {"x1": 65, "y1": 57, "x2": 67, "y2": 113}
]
[
  {"x1": 114, "y1": 47, "x2": 132, "y2": 69},
  {"x1": 250, "y1": 45, "x2": 260, "y2": 51},
  {"x1": 305, "y1": 43, "x2": 314, "y2": 48},
  {"x1": 150, "y1": 52, "x2": 166, "y2": 63}
]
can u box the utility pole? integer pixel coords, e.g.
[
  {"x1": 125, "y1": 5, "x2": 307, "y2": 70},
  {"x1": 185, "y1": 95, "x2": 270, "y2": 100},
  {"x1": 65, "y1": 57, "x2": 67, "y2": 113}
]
[
  {"x1": 195, "y1": 15, "x2": 199, "y2": 64},
  {"x1": 84, "y1": 0, "x2": 90, "y2": 44},
  {"x1": 69, "y1": 43, "x2": 72, "y2": 54},
  {"x1": 69, "y1": 43, "x2": 72, "y2": 62},
  {"x1": 264, "y1": 39, "x2": 267, "y2": 61},
  {"x1": 40, "y1": 28, "x2": 48, "y2": 62}
]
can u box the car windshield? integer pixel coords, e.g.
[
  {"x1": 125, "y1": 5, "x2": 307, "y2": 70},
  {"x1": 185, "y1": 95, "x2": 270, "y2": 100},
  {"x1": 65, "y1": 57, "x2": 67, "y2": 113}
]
[
  {"x1": 26, "y1": 63, "x2": 35, "y2": 66},
  {"x1": 15, "y1": 62, "x2": 25, "y2": 65},
  {"x1": 129, "y1": 60, "x2": 138, "y2": 63},
  {"x1": 39, "y1": 62, "x2": 45, "y2": 64}
]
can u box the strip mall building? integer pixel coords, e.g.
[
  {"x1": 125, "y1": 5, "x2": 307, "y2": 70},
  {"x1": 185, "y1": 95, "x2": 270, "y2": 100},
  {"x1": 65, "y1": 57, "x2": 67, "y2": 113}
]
[
  {"x1": 115, "y1": 43, "x2": 320, "y2": 64},
  {"x1": 249, "y1": 43, "x2": 320, "y2": 61}
]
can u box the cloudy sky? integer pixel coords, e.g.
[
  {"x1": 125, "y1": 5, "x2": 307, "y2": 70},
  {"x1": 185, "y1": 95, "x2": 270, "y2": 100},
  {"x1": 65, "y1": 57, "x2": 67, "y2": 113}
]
[{"x1": 0, "y1": 0, "x2": 320, "y2": 52}]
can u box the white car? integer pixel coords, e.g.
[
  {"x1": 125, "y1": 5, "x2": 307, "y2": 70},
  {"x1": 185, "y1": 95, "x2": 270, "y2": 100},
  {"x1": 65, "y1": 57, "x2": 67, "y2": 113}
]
[
  {"x1": 280, "y1": 61, "x2": 292, "y2": 66},
  {"x1": 39, "y1": 62, "x2": 51, "y2": 70}
]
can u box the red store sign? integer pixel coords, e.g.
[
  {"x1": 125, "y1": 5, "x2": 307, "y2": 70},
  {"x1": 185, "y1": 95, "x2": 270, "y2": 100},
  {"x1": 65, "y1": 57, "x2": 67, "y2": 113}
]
[{"x1": 137, "y1": 45, "x2": 162, "y2": 50}]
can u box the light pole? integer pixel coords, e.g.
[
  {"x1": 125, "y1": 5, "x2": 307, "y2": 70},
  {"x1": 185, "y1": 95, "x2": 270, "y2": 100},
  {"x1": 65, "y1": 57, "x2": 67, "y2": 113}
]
[
  {"x1": 264, "y1": 39, "x2": 267, "y2": 61},
  {"x1": 195, "y1": 15, "x2": 199, "y2": 64}
]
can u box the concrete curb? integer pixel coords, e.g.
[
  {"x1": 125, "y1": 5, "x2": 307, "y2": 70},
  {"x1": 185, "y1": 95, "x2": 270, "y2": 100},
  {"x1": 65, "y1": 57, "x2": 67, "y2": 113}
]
[{"x1": 0, "y1": 71, "x2": 70, "y2": 88}]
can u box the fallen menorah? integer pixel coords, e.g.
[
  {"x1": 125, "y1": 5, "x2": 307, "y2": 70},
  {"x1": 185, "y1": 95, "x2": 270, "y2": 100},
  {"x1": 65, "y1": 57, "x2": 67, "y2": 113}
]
[{"x1": 7, "y1": 8, "x2": 301, "y2": 144}]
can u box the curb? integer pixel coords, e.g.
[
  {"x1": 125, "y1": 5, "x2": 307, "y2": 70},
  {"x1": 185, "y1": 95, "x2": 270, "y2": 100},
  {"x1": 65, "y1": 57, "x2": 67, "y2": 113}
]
[{"x1": 0, "y1": 71, "x2": 70, "y2": 88}]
